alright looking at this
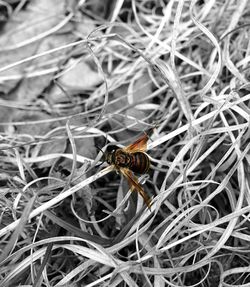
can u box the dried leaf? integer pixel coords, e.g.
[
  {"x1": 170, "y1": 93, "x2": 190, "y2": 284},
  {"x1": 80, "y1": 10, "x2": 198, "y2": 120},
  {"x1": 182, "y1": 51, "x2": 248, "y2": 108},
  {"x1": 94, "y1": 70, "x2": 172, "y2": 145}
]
[
  {"x1": 0, "y1": 0, "x2": 68, "y2": 93},
  {"x1": 50, "y1": 60, "x2": 103, "y2": 103}
]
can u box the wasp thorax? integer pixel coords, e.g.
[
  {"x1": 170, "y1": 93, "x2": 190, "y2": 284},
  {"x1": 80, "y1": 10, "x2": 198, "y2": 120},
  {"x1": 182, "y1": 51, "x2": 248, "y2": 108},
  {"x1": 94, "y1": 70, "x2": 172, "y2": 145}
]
[{"x1": 115, "y1": 152, "x2": 129, "y2": 165}]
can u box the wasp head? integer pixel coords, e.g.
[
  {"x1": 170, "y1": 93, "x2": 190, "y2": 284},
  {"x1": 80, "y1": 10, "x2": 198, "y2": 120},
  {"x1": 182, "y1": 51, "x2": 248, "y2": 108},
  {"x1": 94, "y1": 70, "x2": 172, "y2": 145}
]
[
  {"x1": 96, "y1": 145, "x2": 119, "y2": 166},
  {"x1": 105, "y1": 145, "x2": 119, "y2": 165}
]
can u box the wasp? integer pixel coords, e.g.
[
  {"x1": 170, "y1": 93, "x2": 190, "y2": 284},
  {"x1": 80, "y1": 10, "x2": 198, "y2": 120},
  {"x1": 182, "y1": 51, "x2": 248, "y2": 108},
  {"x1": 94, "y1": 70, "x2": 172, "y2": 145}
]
[{"x1": 98, "y1": 131, "x2": 152, "y2": 208}]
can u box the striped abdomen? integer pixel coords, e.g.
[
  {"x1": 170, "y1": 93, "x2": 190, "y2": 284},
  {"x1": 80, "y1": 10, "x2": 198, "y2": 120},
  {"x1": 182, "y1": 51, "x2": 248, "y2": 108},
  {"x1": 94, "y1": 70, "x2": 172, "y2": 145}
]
[{"x1": 113, "y1": 149, "x2": 150, "y2": 174}]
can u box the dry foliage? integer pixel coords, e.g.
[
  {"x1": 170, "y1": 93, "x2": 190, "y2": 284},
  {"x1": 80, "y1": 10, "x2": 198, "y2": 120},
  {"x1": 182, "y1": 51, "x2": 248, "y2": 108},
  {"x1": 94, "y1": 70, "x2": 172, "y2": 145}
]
[{"x1": 1, "y1": 0, "x2": 250, "y2": 286}]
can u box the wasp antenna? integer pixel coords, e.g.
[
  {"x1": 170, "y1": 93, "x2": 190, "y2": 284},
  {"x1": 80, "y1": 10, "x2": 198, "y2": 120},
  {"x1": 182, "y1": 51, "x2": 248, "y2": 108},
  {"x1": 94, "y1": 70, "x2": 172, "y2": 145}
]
[
  {"x1": 95, "y1": 145, "x2": 104, "y2": 155},
  {"x1": 95, "y1": 145, "x2": 106, "y2": 167},
  {"x1": 104, "y1": 133, "x2": 108, "y2": 146}
]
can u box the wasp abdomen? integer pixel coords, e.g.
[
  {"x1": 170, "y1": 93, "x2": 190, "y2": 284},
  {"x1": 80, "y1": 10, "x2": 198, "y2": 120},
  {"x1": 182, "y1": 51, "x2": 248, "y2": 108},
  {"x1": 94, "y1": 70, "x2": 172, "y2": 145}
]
[{"x1": 128, "y1": 152, "x2": 150, "y2": 174}]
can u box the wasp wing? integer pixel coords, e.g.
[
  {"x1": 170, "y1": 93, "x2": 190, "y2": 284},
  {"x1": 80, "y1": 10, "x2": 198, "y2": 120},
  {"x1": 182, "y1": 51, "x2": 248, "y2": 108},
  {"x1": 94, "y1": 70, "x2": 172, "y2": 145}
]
[
  {"x1": 123, "y1": 133, "x2": 149, "y2": 153},
  {"x1": 120, "y1": 168, "x2": 151, "y2": 208}
]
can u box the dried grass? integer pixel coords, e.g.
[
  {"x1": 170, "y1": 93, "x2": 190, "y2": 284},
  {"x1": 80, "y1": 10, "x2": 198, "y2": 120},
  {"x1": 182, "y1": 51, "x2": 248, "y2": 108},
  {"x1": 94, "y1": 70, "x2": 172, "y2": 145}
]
[{"x1": 1, "y1": 0, "x2": 250, "y2": 286}]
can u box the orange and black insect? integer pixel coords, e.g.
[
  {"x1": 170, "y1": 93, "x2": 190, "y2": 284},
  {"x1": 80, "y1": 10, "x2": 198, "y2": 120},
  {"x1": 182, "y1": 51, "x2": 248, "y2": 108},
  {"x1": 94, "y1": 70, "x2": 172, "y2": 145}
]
[{"x1": 99, "y1": 132, "x2": 152, "y2": 208}]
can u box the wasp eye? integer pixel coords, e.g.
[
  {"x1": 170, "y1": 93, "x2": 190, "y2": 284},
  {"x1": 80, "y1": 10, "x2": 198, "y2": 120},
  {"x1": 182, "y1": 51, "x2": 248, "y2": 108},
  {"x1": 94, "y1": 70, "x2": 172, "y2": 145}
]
[{"x1": 106, "y1": 145, "x2": 119, "y2": 153}]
